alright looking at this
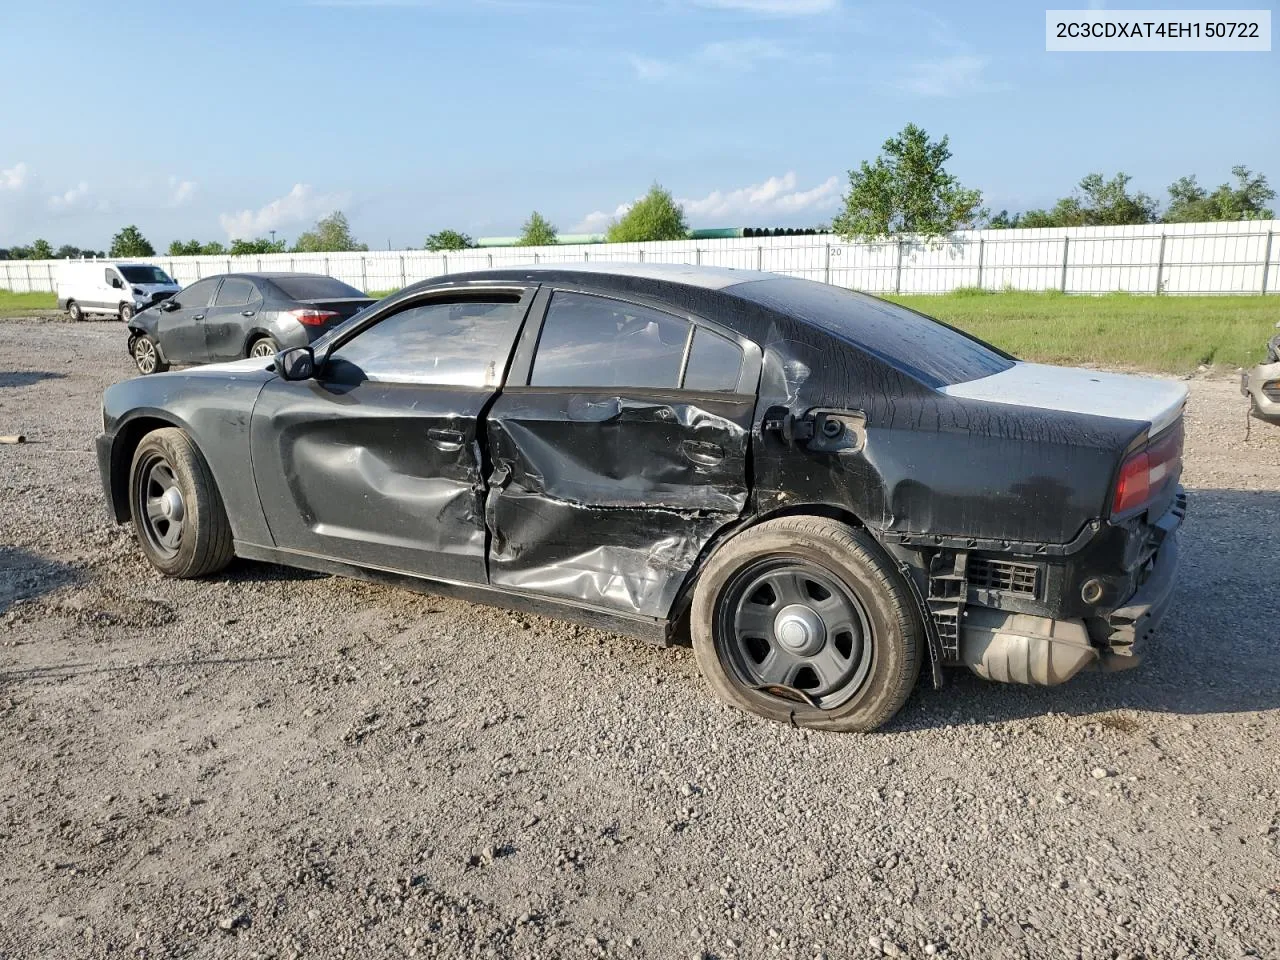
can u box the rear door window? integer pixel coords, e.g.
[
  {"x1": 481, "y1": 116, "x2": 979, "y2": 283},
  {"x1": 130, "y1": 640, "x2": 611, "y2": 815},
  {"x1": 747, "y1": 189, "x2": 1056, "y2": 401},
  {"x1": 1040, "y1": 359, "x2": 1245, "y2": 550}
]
[
  {"x1": 328, "y1": 296, "x2": 523, "y2": 387},
  {"x1": 682, "y1": 327, "x2": 744, "y2": 392},
  {"x1": 212, "y1": 279, "x2": 258, "y2": 307},
  {"x1": 531, "y1": 291, "x2": 691, "y2": 389}
]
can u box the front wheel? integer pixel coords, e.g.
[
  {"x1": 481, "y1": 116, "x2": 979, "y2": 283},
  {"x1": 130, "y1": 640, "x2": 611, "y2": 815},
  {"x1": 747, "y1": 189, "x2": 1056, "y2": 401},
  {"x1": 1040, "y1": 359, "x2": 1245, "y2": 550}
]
[
  {"x1": 119, "y1": 302, "x2": 135, "y2": 322},
  {"x1": 128, "y1": 428, "x2": 234, "y2": 578},
  {"x1": 67, "y1": 300, "x2": 84, "y2": 322},
  {"x1": 132, "y1": 335, "x2": 169, "y2": 375},
  {"x1": 691, "y1": 516, "x2": 922, "y2": 733},
  {"x1": 249, "y1": 336, "x2": 279, "y2": 359}
]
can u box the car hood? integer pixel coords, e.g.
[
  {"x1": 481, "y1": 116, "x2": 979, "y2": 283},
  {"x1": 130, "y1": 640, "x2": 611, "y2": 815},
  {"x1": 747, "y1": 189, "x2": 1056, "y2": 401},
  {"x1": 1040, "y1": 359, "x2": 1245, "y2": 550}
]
[{"x1": 939, "y1": 362, "x2": 1188, "y2": 435}]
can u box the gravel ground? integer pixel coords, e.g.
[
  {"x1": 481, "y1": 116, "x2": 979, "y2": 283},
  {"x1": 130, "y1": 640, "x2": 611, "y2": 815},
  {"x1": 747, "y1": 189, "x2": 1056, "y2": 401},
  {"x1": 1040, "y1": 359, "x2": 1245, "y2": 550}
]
[{"x1": 1, "y1": 316, "x2": 1278, "y2": 960}]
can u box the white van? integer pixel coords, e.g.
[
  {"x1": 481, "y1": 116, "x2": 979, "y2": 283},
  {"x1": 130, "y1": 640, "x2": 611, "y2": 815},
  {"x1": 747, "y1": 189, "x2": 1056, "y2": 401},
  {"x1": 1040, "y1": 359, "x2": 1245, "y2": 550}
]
[{"x1": 56, "y1": 262, "x2": 181, "y2": 322}]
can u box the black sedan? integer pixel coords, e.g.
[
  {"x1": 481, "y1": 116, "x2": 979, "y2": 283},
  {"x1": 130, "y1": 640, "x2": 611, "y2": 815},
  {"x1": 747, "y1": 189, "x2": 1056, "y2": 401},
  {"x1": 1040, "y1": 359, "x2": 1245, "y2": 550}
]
[
  {"x1": 126, "y1": 272, "x2": 374, "y2": 374},
  {"x1": 97, "y1": 264, "x2": 1187, "y2": 731}
]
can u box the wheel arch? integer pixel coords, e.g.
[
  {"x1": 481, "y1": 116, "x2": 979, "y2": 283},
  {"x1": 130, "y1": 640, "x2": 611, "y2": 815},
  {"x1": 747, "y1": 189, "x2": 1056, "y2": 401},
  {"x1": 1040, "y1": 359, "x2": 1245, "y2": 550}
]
[
  {"x1": 105, "y1": 414, "x2": 196, "y2": 523},
  {"x1": 242, "y1": 328, "x2": 277, "y2": 357},
  {"x1": 666, "y1": 501, "x2": 873, "y2": 637}
]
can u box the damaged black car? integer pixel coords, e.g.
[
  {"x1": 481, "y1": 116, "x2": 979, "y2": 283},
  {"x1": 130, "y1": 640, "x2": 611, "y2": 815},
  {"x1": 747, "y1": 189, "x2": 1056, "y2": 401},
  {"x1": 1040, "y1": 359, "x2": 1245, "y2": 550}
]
[{"x1": 95, "y1": 264, "x2": 1187, "y2": 732}]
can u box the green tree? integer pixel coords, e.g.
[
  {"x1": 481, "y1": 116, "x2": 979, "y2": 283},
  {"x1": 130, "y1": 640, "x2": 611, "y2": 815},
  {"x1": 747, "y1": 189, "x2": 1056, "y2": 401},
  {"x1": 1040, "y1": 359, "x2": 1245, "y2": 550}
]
[
  {"x1": 54, "y1": 244, "x2": 103, "y2": 259},
  {"x1": 1165, "y1": 166, "x2": 1275, "y2": 223},
  {"x1": 230, "y1": 237, "x2": 287, "y2": 255},
  {"x1": 833, "y1": 124, "x2": 984, "y2": 239},
  {"x1": 29, "y1": 239, "x2": 54, "y2": 259},
  {"x1": 293, "y1": 211, "x2": 367, "y2": 253},
  {"x1": 425, "y1": 229, "x2": 474, "y2": 252},
  {"x1": 201, "y1": 241, "x2": 227, "y2": 255},
  {"x1": 517, "y1": 211, "x2": 557, "y2": 247},
  {"x1": 1018, "y1": 173, "x2": 1157, "y2": 228},
  {"x1": 109, "y1": 225, "x2": 155, "y2": 258},
  {"x1": 606, "y1": 183, "x2": 689, "y2": 243},
  {"x1": 167, "y1": 239, "x2": 203, "y2": 256}
]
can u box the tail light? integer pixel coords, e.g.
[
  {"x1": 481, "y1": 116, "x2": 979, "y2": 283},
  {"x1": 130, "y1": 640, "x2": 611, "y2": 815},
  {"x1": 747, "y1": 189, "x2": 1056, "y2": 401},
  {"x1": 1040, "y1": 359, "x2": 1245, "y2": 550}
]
[
  {"x1": 287, "y1": 308, "x2": 340, "y2": 327},
  {"x1": 1112, "y1": 420, "x2": 1183, "y2": 517}
]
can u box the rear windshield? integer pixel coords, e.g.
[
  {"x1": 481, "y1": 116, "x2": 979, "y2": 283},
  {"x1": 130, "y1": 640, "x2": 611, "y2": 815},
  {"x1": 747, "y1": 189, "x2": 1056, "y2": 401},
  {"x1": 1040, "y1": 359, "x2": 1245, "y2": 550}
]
[
  {"x1": 272, "y1": 277, "x2": 365, "y2": 300},
  {"x1": 733, "y1": 277, "x2": 1014, "y2": 388},
  {"x1": 119, "y1": 265, "x2": 173, "y2": 284}
]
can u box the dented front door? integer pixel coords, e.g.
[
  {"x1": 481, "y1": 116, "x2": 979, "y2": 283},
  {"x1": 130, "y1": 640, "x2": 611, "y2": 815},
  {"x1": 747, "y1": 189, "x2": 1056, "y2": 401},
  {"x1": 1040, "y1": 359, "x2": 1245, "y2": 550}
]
[{"x1": 249, "y1": 291, "x2": 534, "y2": 583}]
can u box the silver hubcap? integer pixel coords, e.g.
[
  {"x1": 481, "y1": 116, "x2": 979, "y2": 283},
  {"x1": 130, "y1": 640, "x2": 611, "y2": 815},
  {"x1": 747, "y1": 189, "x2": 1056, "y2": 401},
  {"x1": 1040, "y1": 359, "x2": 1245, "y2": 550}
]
[
  {"x1": 251, "y1": 340, "x2": 275, "y2": 357},
  {"x1": 774, "y1": 604, "x2": 827, "y2": 656},
  {"x1": 137, "y1": 458, "x2": 185, "y2": 558}
]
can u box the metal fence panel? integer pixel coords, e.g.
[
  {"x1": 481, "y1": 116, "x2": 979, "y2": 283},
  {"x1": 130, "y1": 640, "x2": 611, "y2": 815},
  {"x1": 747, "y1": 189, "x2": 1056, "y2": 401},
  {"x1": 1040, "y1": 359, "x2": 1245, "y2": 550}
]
[{"x1": 4, "y1": 220, "x2": 1278, "y2": 297}]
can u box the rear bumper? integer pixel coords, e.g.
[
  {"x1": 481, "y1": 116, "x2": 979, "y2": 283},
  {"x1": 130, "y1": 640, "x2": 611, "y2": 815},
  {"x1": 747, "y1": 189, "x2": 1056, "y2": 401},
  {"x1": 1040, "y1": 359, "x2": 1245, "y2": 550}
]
[
  {"x1": 1242, "y1": 362, "x2": 1280, "y2": 424},
  {"x1": 960, "y1": 493, "x2": 1184, "y2": 685}
]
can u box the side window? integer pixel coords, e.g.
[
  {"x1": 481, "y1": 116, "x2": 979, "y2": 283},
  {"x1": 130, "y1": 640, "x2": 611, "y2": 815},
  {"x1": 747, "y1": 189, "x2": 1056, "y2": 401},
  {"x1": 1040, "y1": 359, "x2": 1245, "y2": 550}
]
[
  {"x1": 105, "y1": 268, "x2": 121, "y2": 288},
  {"x1": 530, "y1": 291, "x2": 690, "y2": 389},
  {"x1": 213, "y1": 279, "x2": 257, "y2": 307},
  {"x1": 177, "y1": 278, "x2": 218, "y2": 308},
  {"x1": 329, "y1": 296, "x2": 523, "y2": 387},
  {"x1": 682, "y1": 327, "x2": 744, "y2": 393}
]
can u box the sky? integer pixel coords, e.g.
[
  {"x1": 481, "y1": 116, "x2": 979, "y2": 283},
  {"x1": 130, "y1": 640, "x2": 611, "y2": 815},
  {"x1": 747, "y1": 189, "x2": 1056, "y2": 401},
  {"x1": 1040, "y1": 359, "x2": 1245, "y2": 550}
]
[{"x1": 1, "y1": 0, "x2": 1276, "y2": 250}]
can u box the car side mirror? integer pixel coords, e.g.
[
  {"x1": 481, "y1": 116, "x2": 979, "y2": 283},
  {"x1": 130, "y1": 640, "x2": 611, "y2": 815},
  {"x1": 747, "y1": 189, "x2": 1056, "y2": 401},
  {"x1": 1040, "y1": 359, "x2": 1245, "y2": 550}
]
[
  {"x1": 111, "y1": 277, "x2": 123, "y2": 289},
  {"x1": 161, "y1": 299, "x2": 179, "y2": 311},
  {"x1": 276, "y1": 346, "x2": 315, "y2": 381}
]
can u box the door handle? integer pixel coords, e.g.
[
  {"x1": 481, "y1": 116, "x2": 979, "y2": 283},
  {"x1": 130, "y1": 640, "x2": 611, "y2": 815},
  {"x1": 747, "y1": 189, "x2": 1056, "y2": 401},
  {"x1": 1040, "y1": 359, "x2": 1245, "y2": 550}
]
[
  {"x1": 192, "y1": 313, "x2": 205, "y2": 321},
  {"x1": 680, "y1": 439, "x2": 725, "y2": 467},
  {"x1": 241, "y1": 310, "x2": 256, "y2": 317},
  {"x1": 427, "y1": 427, "x2": 466, "y2": 451}
]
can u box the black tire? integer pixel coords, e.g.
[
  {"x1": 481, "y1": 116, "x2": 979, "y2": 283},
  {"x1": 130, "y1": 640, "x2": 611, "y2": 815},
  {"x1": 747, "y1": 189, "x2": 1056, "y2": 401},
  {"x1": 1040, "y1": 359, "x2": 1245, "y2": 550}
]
[
  {"x1": 67, "y1": 300, "x2": 83, "y2": 322},
  {"x1": 248, "y1": 335, "x2": 280, "y2": 359},
  {"x1": 691, "y1": 516, "x2": 922, "y2": 733},
  {"x1": 131, "y1": 334, "x2": 169, "y2": 375},
  {"x1": 119, "y1": 302, "x2": 135, "y2": 322},
  {"x1": 128, "y1": 428, "x2": 234, "y2": 578}
]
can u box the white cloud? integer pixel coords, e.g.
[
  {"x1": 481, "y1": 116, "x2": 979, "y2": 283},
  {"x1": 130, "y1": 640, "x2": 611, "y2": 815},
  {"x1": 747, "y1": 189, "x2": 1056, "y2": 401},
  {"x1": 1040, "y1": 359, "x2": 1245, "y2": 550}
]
[
  {"x1": 168, "y1": 176, "x2": 195, "y2": 207},
  {"x1": 698, "y1": 37, "x2": 787, "y2": 69},
  {"x1": 218, "y1": 183, "x2": 348, "y2": 238},
  {"x1": 48, "y1": 181, "x2": 92, "y2": 211},
  {"x1": 2, "y1": 162, "x2": 29, "y2": 191},
  {"x1": 682, "y1": 171, "x2": 841, "y2": 221},
  {"x1": 629, "y1": 55, "x2": 676, "y2": 82},
  {"x1": 572, "y1": 201, "x2": 636, "y2": 234},
  {"x1": 574, "y1": 172, "x2": 841, "y2": 232},
  {"x1": 628, "y1": 36, "x2": 792, "y2": 81},
  {"x1": 896, "y1": 55, "x2": 1005, "y2": 97},
  {"x1": 690, "y1": 0, "x2": 837, "y2": 14}
]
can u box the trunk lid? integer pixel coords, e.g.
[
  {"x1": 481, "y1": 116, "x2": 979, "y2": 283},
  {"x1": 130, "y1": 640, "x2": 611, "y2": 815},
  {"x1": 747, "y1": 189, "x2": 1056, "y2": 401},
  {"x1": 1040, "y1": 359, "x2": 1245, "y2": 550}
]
[
  {"x1": 939, "y1": 362, "x2": 1187, "y2": 436},
  {"x1": 297, "y1": 297, "x2": 376, "y2": 321}
]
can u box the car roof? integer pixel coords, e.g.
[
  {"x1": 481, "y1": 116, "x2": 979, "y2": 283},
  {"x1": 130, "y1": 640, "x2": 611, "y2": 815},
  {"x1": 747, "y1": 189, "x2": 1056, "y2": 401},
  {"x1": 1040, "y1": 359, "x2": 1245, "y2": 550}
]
[
  {"x1": 426, "y1": 261, "x2": 776, "y2": 291},
  {"x1": 217, "y1": 272, "x2": 334, "y2": 280}
]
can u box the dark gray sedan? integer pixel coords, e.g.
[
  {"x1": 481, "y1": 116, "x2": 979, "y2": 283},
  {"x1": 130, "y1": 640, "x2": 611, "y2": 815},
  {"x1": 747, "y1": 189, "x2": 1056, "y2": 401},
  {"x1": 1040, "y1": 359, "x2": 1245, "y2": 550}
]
[{"x1": 126, "y1": 272, "x2": 374, "y2": 374}]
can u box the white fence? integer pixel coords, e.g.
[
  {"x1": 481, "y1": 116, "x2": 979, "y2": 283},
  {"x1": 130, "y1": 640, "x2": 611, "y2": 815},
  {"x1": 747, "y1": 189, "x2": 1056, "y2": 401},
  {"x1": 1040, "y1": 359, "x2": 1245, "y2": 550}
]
[{"x1": 4, "y1": 219, "x2": 1279, "y2": 297}]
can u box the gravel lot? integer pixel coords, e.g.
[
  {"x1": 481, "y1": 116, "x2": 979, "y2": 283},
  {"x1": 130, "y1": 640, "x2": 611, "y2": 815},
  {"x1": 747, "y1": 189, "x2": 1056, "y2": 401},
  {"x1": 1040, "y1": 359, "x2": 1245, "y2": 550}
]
[{"x1": 2, "y1": 316, "x2": 1278, "y2": 960}]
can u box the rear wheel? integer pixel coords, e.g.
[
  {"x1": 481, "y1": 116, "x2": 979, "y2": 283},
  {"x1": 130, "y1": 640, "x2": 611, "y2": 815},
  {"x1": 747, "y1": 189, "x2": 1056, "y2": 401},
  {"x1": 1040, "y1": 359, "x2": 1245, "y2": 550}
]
[
  {"x1": 128, "y1": 428, "x2": 234, "y2": 578},
  {"x1": 249, "y1": 336, "x2": 280, "y2": 358},
  {"x1": 67, "y1": 300, "x2": 83, "y2": 322},
  {"x1": 132, "y1": 335, "x2": 168, "y2": 375},
  {"x1": 691, "y1": 516, "x2": 922, "y2": 733},
  {"x1": 119, "y1": 302, "x2": 135, "y2": 322}
]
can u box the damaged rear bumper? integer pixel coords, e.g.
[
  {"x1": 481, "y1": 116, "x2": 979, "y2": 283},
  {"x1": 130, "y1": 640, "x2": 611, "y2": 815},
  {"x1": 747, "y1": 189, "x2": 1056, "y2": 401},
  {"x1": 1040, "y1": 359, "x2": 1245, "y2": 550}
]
[{"x1": 959, "y1": 504, "x2": 1182, "y2": 686}]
